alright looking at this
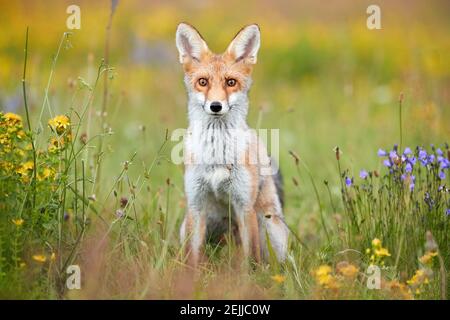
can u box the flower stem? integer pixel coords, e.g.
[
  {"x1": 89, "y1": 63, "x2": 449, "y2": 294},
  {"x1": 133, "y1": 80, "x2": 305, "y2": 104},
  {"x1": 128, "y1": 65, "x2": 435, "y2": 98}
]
[{"x1": 22, "y1": 27, "x2": 37, "y2": 210}]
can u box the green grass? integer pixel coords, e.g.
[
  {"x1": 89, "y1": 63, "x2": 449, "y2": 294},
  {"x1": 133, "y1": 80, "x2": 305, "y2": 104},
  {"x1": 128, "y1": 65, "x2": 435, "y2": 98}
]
[{"x1": 0, "y1": 0, "x2": 449, "y2": 300}]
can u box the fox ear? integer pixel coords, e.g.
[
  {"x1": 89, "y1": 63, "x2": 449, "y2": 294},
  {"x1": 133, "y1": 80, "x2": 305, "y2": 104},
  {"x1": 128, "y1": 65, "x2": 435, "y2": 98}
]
[
  {"x1": 176, "y1": 23, "x2": 209, "y2": 64},
  {"x1": 226, "y1": 24, "x2": 260, "y2": 64}
]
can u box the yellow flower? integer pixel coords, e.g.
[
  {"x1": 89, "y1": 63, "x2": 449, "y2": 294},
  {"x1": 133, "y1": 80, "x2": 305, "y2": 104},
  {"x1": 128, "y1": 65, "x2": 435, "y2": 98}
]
[
  {"x1": 419, "y1": 252, "x2": 437, "y2": 265},
  {"x1": 337, "y1": 263, "x2": 359, "y2": 278},
  {"x1": 385, "y1": 280, "x2": 413, "y2": 300},
  {"x1": 38, "y1": 167, "x2": 55, "y2": 181},
  {"x1": 16, "y1": 161, "x2": 34, "y2": 182},
  {"x1": 12, "y1": 218, "x2": 24, "y2": 226},
  {"x1": 50, "y1": 252, "x2": 56, "y2": 261},
  {"x1": 32, "y1": 255, "x2": 47, "y2": 263},
  {"x1": 313, "y1": 265, "x2": 339, "y2": 289},
  {"x1": 2, "y1": 112, "x2": 23, "y2": 127},
  {"x1": 374, "y1": 247, "x2": 391, "y2": 257},
  {"x1": 371, "y1": 238, "x2": 381, "y2": 247},
  {"x1": 271, "y1": 274, "x2": 286, "y2": 284},
  {"x1": 48, "y1": 115, "x2": 70, "y2": 135}
]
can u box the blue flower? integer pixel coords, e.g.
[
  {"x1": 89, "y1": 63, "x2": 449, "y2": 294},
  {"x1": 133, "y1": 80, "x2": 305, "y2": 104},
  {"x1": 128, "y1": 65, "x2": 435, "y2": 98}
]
[
  {"x1": 428, "y1": 154, "x2": 435, "y2": 163},
  {"x1": 403, "y1": 147, "x2": 412, "y2": 155},
  {"x1": 446, "y1": 208, "x2": 450, "y2": 216},
  {"x1": 408, "y1": 157, "x2": 417, "y2": 166},
  {"x1": 389, "y1": 150, "x2": 398, "y2": 161},
  {"x1": 405, "y1": 162, "x2": 413, "y2": 173},
  {"x1": 419, "y1": 149, "x2": 428, "y2": 166},
  {"x1": 439, "y1": 158, "x2": 449, "y2": 169},
  {"x1": 378, "y1": 149, "x2": 387, "y2": 157},
  {"x1": 345, "y1": 177, "x2": 353, "y2": 187},
  {"x1": 419, "y1": 149, "x2": 427, "y2": 160},
  {"x1": 360, "y1": 170, "x2": 368, "y2": 179},
  {"x1": 439, "y1": 170, "x2": 446, "y2": 180},
  {"x1": 409, "y1": 183, "x2": 415, "y2": 192},
  {"x1": 383, "y1": 159, "x2": 392, "y2": 168},
  {"x1": 436, "y1": 148, "x2": 443, "y2": 156}
]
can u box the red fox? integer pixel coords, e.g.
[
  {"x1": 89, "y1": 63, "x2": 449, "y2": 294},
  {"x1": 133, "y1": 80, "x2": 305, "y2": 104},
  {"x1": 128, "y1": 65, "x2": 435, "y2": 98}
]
[{"x1": 176, "y1": 23, "x2": 288, "y2": 267}]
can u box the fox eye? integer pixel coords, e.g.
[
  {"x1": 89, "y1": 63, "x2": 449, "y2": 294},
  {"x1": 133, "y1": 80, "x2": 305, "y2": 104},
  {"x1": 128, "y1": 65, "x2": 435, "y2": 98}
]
[
  {"x1": 226, "y1": 78, "x2": 237, "y2": 87},
  {"x1": 198, "y1": 78, "x2": 208, "y2": 87}
]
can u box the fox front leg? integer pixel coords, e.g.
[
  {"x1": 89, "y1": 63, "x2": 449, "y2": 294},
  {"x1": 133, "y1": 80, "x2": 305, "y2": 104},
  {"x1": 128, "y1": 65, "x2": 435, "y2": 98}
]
[{"x1": 180, "y1": 209, "x2": 206, "y2": 268}]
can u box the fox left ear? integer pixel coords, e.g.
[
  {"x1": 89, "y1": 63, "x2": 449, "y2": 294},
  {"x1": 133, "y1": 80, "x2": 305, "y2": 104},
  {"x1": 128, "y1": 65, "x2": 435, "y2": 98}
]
[{"x1": 226, "y1": 24, "x2": 261, "y2": 64}]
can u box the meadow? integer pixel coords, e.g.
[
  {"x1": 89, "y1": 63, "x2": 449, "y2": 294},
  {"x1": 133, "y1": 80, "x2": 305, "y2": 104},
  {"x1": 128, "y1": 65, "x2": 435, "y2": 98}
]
[{"x1": 0, "y1": 0, "x2": 449, "y2": 299}]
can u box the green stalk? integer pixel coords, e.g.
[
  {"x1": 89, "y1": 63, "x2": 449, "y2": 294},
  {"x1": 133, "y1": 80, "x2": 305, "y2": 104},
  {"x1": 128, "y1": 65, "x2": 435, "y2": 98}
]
[{"x1": 22, "y1": 27, "x2": 38, "y2": 211}]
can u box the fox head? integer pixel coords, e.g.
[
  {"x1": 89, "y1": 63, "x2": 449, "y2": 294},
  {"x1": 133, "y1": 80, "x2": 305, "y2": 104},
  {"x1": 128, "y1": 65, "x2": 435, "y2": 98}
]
[{"x1": 175, "y1": 23, "x2": 260, "y2": 122}]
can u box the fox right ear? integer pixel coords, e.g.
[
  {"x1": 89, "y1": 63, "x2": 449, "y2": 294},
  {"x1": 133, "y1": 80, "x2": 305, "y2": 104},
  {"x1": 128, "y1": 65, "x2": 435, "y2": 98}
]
[{"x1": 175, "y1": 23, "x2": 209, "y2": 64}]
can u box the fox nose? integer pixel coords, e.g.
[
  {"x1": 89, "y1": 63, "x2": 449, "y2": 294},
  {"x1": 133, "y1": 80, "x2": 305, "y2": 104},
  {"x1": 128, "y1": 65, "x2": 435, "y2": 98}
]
[{"x1": 210, "y1": 101, "x2": 222, "y2": 113}]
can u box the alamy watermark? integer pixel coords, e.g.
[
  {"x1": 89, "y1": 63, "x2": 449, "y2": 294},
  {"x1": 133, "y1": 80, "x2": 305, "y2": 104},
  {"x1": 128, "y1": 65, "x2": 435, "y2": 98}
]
[
  {"x1": 367, "y1": 5, "x2": 382, "y2": 30},
  {"x1": 170, "y1": 126, "x2": 280, "y2": 176}
]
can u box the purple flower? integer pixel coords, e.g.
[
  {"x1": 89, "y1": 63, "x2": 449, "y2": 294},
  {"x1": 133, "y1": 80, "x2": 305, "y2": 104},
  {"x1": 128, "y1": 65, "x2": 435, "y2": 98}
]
[
  {"x1": 378, "y1": 149, "x2": 387, "y2": 157},
  {"x1": 360, "y1": 170, "x2": 368, "y2": 179},
  {"x1": 409, "y1": 183, "x2": 415, "y2": 192},
  {"x1": 383, "y1": 159, "x2": 392, "y2": 168},
  {"x1": 405, "y1": 162, "x2": 413, "y2": 173},
  {"x1": 403, "y1": 147, "x2": 412, "y2": 155},
  {"x1": 428, "y1": 154, "x2": 435, "y2": 163},
  {"x1": 345, "y1": 177, "x2": 353, "y2": 187},
  {"x1": 408, "y1": 157, "x2": 417, "y2": 166},
  {"x1": 440, "y1": 158, "x2": 450, "y2": 169},
  {"x1": 439, "y1": 170, "x2": 446, "y2": 180},
  {"x1": 419, "y1": 149, "x2": 428, "y2": 166},
  {"x1": 389, "y1": 150, "x2": 398, "y2": 161},
  {"x1": 446, "y1": 208, "x2": 450, "y2": 216},
  {"x1": 419, "y1": 149, "x2": 427, "y2": 160},
  {"x1": 436, "y1": 148, "x2": 443, "y2": 156}
]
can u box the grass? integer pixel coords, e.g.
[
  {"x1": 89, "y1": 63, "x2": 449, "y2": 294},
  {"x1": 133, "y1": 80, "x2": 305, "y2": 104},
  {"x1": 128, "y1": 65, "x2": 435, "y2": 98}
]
[{"x1": 0, "y1": 0, "x2": 449, "y2": 300}]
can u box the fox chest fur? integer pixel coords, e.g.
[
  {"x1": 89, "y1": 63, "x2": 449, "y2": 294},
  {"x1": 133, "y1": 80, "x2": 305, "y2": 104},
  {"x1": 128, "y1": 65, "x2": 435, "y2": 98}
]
[{"x1": 184, "y1": 120, "x2": 252, "y2": 205}]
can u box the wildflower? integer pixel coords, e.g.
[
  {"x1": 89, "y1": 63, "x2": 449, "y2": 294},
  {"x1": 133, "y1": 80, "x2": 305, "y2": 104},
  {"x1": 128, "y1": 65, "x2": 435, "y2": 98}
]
[
  {"x1": 38, "y1": 167, "x2": 55, "y2": 181},
  {"x1": 271, "y1": 274, "x2": 286, "y2": 284},
  {"x1": 115, "y1": 209, "x2": 125, "y2": 218},
  {"x1": 419, "y1": 149, "x2": 428, "y2": 166},
  {"x1": 374, "y1": 247, "x2": 391, "y2": 257},
  {"x1": 383, "y1": 159, "x2": 392, "y2": 168},
  {"x1": 446, "y1": 208, "x2": 450, "y2": 216},
  {"x1": 438, "y1": 170, "x2": 446, "y2": 180},
  {"x1": 32, "y1": 255, "x2": 47, "y2": 263},
  {"x1": 359, "y1": 170, "x2": 368, "y2": 179},
  {"x1": 407, "y1": 268, "x2": 432, "y2": 291},
  {"x1": 345, "y1": 177, "x2": 352, "y2": 187},
  {"x1": 12, "y1": 218, "x2": 24, "y2": 226},
  {"x1": 16, "y1": 161, "x2": 34, "y2": 182},
  {"x1": 403, "y1": 147, "x2": 412, "y2": 155},
  {"x1": 405, "y1": 163, "x2": 413, "y2": 173},
  {"x1": 48, "y1": 115, "x2": 71, "y2": 135},
  {"x1": 336, "y1": 262, "x2": 359, "y2": 278},
  {"x1": 312, "y1": 265, "x2": 339, "y2": 289},
  {"x1": 436, "y1": 148, "x2": 443, "y2": 156},
  {"x1": 419, "y1": 252, "x2": 437, "y2": 265},
  {"x1": 377, "y1": 149, "x2": 387, "y2": 157},
  {"x1": 385, "y1": 281, "x2": 413, "y2": 300},
  {"x1": 50, "y1": 253, "x2": 56, "y2": 261},
  {"x1": 2, "y1": 112, "x2": 23, "y2": 127},
  {"x1": 371, "y1": 238, "x2": 381, "y2": 247}
]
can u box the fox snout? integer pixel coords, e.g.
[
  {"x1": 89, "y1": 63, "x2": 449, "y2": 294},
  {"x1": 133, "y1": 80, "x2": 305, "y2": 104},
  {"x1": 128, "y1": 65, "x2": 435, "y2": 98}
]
[{"x1": 209, "y1": 101, "x2": 222, "y2": 114}]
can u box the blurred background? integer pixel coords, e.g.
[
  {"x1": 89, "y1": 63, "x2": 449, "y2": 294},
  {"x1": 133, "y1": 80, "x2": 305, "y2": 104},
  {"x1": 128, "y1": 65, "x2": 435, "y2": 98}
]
[{"x1": 0, "y1": 0, "x2": 449, "y2": 234}]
